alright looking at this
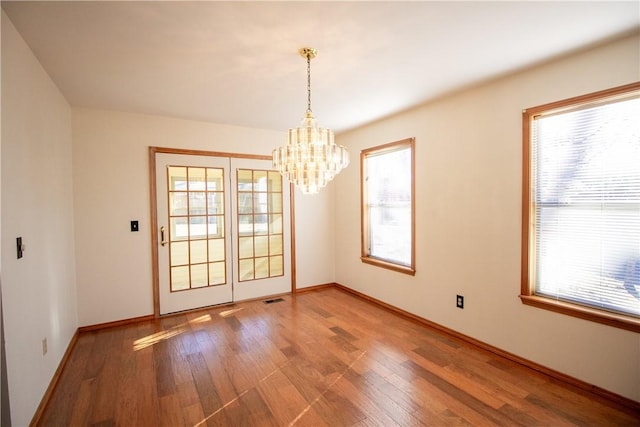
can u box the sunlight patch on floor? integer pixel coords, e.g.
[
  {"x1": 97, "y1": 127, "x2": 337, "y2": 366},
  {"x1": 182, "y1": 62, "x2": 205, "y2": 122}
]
[
  {"x1": 133, "y1": 314, "x2": 212, "y2": 351},
  {"x1": 219, "y1": 307, "x2": 244, "y2": 317}
]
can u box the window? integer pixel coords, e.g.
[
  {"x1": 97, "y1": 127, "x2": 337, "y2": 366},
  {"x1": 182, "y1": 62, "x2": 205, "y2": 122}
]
[
  {"x1": 361, "y1": 138, "x2": 415, "y2": 275},
  {"x1": 521, "y1": 82, "x2": 640, "y2": 332}
]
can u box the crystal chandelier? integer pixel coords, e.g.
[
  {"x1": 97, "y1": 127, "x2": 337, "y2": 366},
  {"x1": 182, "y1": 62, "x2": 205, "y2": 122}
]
[{"x1": 272, "y1": 47, "x2": 349, "y2": 194}]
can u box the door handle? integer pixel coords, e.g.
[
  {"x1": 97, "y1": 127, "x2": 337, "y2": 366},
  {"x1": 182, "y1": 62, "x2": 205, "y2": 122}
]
[{"x1": 160, "y1": 226, "x2": 167, "y2": 247}]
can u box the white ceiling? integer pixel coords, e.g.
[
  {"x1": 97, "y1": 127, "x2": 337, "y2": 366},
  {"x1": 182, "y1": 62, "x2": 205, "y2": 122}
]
[{"x1": 2, "y1": 1, "x2": 639, "y2": 133}]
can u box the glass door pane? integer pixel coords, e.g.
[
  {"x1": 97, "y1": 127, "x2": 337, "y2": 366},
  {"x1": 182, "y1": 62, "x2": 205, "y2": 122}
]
[
  {"x1": 167, "y1": 166, "x2": 227, "y2": 291},
  {"x1": 235, "y1": 168, "x2": 284, "y2": 282}
]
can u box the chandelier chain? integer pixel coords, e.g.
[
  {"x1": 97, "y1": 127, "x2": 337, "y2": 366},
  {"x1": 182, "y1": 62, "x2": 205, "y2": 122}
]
[{"x1": 306, "y1": 53, "x2": 312, "y2": 113}]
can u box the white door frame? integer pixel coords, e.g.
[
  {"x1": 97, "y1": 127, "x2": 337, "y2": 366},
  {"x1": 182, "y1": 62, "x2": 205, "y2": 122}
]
[{"x1": 149, "y1": 147, "x2": 297, "y2": 317}]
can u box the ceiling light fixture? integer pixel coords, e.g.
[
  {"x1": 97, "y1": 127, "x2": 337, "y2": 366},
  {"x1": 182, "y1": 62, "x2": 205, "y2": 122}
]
[{"x1": 272, "y1": 47, "x2": 349, "y2": 194}]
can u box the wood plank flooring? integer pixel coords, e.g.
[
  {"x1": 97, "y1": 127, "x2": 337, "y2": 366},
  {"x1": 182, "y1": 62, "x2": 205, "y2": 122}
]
[{"x1": 38, "y1": 287, "x2": 640, "y2": 426}]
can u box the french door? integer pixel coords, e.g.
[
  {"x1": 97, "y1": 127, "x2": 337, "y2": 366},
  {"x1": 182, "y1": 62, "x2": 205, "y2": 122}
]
[{"x1": 155, "y1": 152, "x2": 291, "y2": 315}]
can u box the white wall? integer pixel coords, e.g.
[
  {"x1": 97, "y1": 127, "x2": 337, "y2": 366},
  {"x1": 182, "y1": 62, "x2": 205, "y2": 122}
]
[
  {"x1": 72, "y1": 108, "x2": 335, "y2": 327},
  {"x1": 294, "y1": 184, "x2": 336, "y2": 287},
  {"x1": 1, "y1": 11, "x2": 78, "y2": 426},
  {"x1": 335, "y1": 32, "x2": 640, "y2": 402}
]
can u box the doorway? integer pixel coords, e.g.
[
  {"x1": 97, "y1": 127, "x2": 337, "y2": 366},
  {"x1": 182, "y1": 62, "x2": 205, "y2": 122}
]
[{"x1": 150, "y1": 148, "x2": 293, "y2": 315}]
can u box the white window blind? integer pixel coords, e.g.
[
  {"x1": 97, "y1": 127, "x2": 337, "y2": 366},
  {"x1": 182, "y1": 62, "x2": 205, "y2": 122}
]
[{"x1": 531, "y1": 94, "x2": 640, "y2": 317}]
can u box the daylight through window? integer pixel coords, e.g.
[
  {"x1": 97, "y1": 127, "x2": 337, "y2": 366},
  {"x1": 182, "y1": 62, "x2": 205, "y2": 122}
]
[
  {"x1": 522, "y1": 82, "x2": 640, "y2": 332},
  {"x1": 361, "y1": 138, "x2": 415, "y2": 275}
]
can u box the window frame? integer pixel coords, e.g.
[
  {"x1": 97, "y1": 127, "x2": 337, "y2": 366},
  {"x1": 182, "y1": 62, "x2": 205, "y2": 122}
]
[
  {"x1": 521, "y1": 81, "x2": 640, "y2": 333},
  {"x1": 361, "y1": 137, "x2": 416, "y2": 275}
]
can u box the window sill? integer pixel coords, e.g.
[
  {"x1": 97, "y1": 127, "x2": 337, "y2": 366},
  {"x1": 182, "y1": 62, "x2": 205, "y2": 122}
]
[
  {"x1": 519, "y1": 294, "x2": 640, "y2": 333},
  {"x1": 361, "y1": 256, "x2": 415, "y2": 276}
]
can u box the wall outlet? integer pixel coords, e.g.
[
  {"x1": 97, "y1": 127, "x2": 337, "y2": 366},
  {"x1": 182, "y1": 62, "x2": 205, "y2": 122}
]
[
  {"x1": 42, "y1": 338, "x2": 47, "y2": 356},
  {"x1": 456, "y1": 295, "x2": 464, "y2": 309}
]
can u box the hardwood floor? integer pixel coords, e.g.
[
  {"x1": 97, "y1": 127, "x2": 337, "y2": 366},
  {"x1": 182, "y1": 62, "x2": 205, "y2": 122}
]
[{"x1": 38, "y1": 287, "x2": 639, "y2": 426}]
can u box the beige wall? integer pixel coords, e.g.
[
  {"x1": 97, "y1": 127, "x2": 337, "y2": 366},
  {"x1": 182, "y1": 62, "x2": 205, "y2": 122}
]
[
  {"x1": 1, "y1": 11, "x2": 78, "y2": 425},
  {"x1": 334, "y1": 32, "x2": 640, "y2": 402},
  {"x1": 2, "y1": 6, "x2": 638, "y2": 422},
  {"x1": 72, "y1": 108, "x2": 336, "y2": 327}
]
